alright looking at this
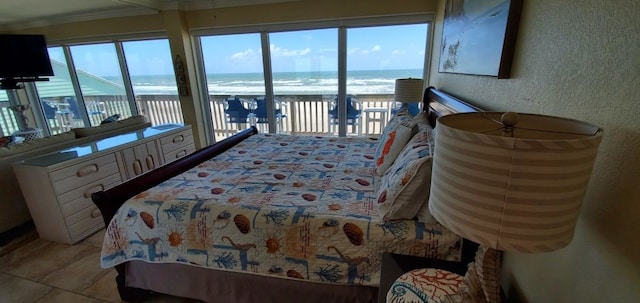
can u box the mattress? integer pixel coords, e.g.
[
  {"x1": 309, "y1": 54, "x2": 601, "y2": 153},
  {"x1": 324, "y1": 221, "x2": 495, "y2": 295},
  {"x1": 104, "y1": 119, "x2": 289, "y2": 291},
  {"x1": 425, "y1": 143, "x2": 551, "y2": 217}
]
[{"x1": 100, "y1": 133, "x2": 461, "y2": 287}]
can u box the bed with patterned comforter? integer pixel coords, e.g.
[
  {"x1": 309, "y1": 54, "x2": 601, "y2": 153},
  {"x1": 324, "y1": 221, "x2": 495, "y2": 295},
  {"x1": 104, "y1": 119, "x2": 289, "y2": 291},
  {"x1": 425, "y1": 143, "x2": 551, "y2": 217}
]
[{"x1": 100, "y1": 133, "x2": 461, "y2": 287}]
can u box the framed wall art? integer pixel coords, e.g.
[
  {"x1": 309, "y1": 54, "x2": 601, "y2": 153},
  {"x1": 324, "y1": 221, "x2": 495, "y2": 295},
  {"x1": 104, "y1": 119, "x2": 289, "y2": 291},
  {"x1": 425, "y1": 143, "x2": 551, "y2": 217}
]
[{"x1": 439, "y1": 0, "x2": 522, "y2": 78}]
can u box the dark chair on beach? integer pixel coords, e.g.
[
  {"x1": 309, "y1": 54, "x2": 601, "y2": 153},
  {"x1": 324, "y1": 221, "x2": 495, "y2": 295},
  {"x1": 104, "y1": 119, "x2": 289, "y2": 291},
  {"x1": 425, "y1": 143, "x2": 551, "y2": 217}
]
[
  {"x1": 328, "y1": 96, "x2": 362, "y2": 135},
  {"x1": 252, "y1": 96, "x2": 287, "y2": 132}
]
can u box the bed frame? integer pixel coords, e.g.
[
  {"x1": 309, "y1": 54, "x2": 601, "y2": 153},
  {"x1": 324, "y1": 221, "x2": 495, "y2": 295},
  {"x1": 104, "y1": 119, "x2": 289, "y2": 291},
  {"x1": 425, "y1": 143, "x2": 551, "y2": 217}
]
[{"x1": 92, "y1": 86, "x2": 482, "y2": 302}]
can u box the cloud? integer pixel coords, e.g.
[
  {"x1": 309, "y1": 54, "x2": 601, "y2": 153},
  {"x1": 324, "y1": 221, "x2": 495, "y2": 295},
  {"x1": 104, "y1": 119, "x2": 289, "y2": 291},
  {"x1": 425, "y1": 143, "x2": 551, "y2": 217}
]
[
  {"x1": 230, "y1": 49, "x2": 256, "y2": 60},
  {"x1": 392, "y1": 49, "x2": 406, "y2": 56},
  {"x1": 348, "y1": 45, "x2": 381, "y2": 55},
  {"x1": 270, "y1": 44, "x2": 311, "y2": 57}
]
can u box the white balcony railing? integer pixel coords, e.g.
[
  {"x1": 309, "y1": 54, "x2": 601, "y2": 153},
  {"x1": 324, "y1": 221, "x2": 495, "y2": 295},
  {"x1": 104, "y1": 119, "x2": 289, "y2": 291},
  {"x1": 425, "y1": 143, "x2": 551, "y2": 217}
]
[{"x1": 1, "y1": 94, "x2": 397, "y2": 140}]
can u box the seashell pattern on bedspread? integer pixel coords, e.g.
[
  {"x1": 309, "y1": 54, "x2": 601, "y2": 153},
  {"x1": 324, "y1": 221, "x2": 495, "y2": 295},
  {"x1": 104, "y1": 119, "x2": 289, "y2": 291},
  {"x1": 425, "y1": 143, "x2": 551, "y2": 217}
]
[{"x1": 100, "y1": 133, "x2": 461, "y2": 286}]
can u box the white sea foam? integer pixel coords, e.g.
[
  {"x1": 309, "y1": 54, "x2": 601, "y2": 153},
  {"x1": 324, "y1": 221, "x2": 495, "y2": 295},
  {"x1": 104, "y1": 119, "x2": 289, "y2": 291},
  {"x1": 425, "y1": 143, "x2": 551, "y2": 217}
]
[{"x1": 130, "y1": 69, "x2": 421, "y2": 96}]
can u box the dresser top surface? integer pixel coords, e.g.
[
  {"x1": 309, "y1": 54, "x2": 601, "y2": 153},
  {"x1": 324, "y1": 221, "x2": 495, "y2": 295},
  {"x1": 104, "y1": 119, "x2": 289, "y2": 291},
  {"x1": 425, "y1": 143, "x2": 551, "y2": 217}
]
[{"x1": 19, "y1": 124, "x2": 188, "y2": 167}]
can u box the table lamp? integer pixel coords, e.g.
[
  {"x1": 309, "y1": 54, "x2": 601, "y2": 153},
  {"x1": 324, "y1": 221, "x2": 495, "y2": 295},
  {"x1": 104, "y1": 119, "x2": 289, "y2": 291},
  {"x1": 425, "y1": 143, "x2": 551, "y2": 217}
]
[
  {"x1": 394, "y1": 78, "x2": 423, "y2": 115},
  {"x1": 428, "y1": 111, "x2": 603, "y2": 302}
]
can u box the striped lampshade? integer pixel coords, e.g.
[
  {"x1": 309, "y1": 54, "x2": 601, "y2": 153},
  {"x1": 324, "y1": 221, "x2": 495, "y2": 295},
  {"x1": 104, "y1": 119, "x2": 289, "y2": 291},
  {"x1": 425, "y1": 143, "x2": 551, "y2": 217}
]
[
  {"x1": 394, "y1": 78, "x2": 424, "y2": 103},
  {"x1": 428, "y1": 112, "x2": 603, "y2": 253}
]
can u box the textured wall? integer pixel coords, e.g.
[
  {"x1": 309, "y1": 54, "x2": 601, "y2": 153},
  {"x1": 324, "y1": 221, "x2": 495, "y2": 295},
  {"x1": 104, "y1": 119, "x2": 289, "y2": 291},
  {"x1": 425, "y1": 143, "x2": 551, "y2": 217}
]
[{"x1": 429, "y1": 0, "x2": 640, "y2": 302}]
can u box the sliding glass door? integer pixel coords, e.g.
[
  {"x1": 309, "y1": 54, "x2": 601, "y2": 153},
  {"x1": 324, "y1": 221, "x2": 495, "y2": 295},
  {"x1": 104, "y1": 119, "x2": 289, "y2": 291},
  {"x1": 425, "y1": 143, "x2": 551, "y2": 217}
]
[
  {"x1": 200, "y1": 33, "x2": 266, "y2": 140},
  {"x1": 195, "y1": 15, "x2": 432, "y2": 141},
  {"x1": 346, "y1": 24, "x2": 428, "y2": 136},
  {"x1": 269, "y1": 28, "x2": 338, "y2": 136}
]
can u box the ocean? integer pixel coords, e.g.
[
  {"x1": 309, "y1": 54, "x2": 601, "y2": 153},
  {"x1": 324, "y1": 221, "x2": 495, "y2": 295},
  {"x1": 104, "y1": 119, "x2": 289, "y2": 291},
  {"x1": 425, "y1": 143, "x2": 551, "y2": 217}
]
[{"x1": 130, "y1": 69, "x2": 423, "y2": 96}]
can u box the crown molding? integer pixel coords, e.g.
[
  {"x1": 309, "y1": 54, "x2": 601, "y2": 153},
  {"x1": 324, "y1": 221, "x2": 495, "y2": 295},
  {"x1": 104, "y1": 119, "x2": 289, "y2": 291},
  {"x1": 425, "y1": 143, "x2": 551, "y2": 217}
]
[{"x1": 0, "y1": 0, "x2": 302, "y2": 32}]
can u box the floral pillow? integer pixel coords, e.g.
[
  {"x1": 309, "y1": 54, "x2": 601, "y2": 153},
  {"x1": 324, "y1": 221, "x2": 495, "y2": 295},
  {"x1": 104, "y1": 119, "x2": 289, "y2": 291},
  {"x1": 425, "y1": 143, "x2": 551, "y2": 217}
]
[
  {"x1": 377, "y1": 125, "x2": 434, "y2": 221},
  {"x1": 373, "y1": 108, "x2": 417, "y2": 176}
]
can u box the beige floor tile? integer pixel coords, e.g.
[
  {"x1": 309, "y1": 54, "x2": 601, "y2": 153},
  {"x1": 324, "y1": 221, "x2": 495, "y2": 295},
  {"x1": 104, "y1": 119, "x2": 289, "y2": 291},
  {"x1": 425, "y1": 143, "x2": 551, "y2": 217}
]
[
  {"x1": 0, "y1": 238, "x2": 52, "y2": 270},
  {"x1": 82, "y1": 269, "x2": 121, "y2": 303},
  {"x1": 3, "y1": 241, "x2": 96, "y2": 281},
  {"x1": 34, "y1": 288, "x2": 103, "y2": 303},
  {"x1": 81, "y1": 229, "x2": 105, "y2": 249},
  {"x1": 0, "y1": 272, "x2": 12, "y2": 285},
  {"x1": 40, "y1": 249, "x2": 110, "y2": 292},
  {"x1": 0, "y1": 276, "x2": 51, "y2": 303}
]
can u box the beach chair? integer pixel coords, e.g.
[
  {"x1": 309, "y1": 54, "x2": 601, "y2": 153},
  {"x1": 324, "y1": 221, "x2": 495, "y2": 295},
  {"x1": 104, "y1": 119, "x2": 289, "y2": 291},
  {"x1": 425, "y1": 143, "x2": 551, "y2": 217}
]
[
  {"x1": 223, "y1": 96, "x2": 253, "y2": 130},
  {"x1": 328, "y1": 96, "x2": 362, "y2": 136},
  {"x1": 252, "y1": 96, "x2": 287, "y2": 132}
]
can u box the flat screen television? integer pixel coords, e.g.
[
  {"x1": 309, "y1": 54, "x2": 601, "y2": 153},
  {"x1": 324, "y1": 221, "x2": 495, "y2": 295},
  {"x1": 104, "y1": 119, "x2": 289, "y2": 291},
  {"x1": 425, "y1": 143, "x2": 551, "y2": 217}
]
[{"x1": 0, "y1": 34, "x2": 54, "y2": 89}]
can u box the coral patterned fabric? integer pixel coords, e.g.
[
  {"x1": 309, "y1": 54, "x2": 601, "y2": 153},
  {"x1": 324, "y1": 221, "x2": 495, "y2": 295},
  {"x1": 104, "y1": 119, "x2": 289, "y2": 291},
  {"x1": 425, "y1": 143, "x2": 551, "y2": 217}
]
[
  {"x1": 386, "y1": 268, "x2": 464, "y2": 303},
  {"x1": 100, "y1": 133, "x2": 461, "y2": 286}
]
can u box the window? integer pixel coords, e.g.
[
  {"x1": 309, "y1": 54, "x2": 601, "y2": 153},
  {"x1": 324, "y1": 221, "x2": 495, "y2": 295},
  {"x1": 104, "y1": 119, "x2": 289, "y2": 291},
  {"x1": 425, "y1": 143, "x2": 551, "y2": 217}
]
[
  {"x1": 195, "y1": 15, "x2": 432, "y2": 141},
  {"x1": 35, "y1": 47, "x2": 82, "y2": 134},
  {"x1": 0, "y1": 90, "x2": 18, "y2": 136},
  {"x1": 69, "y1": 43, "x2": 130, "y2": 126},
  {"x1": 200, "y1": 33, "x2": 266, "y2": 139},
  {"x1": 347, "y1": 24, "x2": 428, "y2": 135},
  {"x1": 270, "y1": 28, "x2": 338, "y2": 135},
  {"x1": 29, "y1": 38, "x2": 181, "y2": 135},
  {"x1": 122, "y1": 39, "x2": 182, "y2": 126}
]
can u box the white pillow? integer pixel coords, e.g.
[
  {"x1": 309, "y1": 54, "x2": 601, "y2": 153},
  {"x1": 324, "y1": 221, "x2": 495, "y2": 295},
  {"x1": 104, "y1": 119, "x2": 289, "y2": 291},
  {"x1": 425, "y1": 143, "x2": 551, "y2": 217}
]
[
  {"x1": 373, "y1": 108, "x2": 417, "y2": 176},
  {"x1": 377, "y1": 124, "x2": 435, "y2": 221}
]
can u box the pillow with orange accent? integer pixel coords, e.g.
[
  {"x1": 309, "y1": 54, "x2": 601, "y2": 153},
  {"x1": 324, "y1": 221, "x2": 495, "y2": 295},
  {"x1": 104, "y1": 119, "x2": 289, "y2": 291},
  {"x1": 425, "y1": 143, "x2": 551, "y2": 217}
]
[
  {"x1": 373, "y1": 108, "x2": 417, "y2": 176},
  {"x1": 377, "y1": 123, "x2": 434, "y2": 221}
]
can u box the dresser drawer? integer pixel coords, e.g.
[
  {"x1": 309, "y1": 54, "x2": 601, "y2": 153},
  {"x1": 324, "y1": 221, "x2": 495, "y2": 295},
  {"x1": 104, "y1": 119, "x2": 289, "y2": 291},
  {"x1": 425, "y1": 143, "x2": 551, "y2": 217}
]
[
  {"x1": 163, "y1": 143, "x2": 195, "y2": 164},
  {"x1": 160, "y1": 129, "x2": 193, "y2": 153},
  {"x1": 67, "y1": 207, "x2": 104, "y2": 241},
  {"x1": 59, "y1": 173, "x2": 122, "y2": 217},
  {"x1": 50, "y1": 154, "x2": 119, "y2": 195}
]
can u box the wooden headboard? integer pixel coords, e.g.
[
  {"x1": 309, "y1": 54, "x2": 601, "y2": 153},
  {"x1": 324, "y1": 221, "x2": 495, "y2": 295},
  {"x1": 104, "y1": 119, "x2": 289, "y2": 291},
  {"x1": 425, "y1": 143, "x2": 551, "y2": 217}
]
[{"x1": 423, "y1": 86, "x2": 483, "y2": 127}]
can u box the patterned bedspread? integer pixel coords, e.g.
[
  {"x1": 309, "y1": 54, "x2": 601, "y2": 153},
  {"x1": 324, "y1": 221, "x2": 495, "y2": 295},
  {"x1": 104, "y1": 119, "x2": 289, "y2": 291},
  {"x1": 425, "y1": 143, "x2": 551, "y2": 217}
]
[{"x1": 101, "y1": 133, "x2": 461, "y2": 286}]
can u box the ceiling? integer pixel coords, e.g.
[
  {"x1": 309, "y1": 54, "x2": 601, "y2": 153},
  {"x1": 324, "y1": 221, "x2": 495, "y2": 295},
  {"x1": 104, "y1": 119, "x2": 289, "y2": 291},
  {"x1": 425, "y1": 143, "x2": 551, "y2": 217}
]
[{"x1": 0, "y1": 0, "x2": 297, "y2": 31}]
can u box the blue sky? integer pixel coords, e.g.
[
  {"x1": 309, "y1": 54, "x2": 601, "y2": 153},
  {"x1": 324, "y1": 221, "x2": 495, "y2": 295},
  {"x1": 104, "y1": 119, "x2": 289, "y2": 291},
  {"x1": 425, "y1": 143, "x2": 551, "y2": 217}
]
[{"x1": 47, "y1": 23, "x2": 427, "y2": 77}]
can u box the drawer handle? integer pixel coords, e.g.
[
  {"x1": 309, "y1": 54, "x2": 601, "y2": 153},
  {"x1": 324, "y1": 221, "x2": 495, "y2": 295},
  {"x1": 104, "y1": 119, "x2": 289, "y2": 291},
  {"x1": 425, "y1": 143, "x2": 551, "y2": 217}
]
[
  {"x1": 133, "y1": 160, "x2": 142, "y2": 175},
  {"x1": 90, "y1": 208, "x2": 102, "y2": 218},
  {"x1": 172, "y1": 135, "x2": 184, "y2": 143},
  {"x1": 146, "y1": 155, "x2": 155, "y2": 170},
  {"x1": 83, "y1": 184, "x2": 105, "y2": 198},
  {"x1": 76, "y1": 164, "x2": 99, "y2": 177},
  {"x1": 176, "y1": 150, "x2": 187, "y2": 158}
]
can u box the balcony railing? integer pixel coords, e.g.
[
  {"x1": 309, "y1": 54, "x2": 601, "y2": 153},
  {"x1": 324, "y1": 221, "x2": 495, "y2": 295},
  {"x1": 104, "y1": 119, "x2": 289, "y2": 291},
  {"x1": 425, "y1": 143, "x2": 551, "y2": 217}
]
[{"x1": 1, "y1": 94, "x2": 397, "y2": 140}]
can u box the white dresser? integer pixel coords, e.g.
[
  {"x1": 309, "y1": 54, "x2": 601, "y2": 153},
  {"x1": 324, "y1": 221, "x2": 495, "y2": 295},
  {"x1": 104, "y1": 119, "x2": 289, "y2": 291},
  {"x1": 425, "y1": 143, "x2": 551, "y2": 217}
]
[{"x1": 13, "y1": 124, "x2": 195, "y2": 244}]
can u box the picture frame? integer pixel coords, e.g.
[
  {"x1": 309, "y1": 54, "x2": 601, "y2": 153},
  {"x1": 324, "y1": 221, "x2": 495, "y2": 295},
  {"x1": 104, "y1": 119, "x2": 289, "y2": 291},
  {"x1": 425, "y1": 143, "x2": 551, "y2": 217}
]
[{"x1": 438, "y1": 0, "x2": 522, "y2": 79}]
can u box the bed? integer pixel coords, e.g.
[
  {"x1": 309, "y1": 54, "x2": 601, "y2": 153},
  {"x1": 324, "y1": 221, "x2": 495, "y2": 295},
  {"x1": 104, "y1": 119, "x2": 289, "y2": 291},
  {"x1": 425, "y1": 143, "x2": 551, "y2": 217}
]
[{"x1": 92, "y1": 87, "x2": 483, "y2": 303}]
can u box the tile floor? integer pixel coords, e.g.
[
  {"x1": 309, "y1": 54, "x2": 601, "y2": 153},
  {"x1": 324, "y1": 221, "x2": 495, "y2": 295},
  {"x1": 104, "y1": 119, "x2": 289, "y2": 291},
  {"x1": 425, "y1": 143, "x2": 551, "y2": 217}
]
[{"x1": 0, "y1": 229, "x2": 201, "y2": 303}]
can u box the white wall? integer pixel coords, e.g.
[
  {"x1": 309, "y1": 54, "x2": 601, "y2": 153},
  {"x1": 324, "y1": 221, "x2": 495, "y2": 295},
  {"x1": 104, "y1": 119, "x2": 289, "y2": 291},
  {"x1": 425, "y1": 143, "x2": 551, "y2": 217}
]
[{"x1": 429, "y1": 0, "x2": 640, "y2": 302}]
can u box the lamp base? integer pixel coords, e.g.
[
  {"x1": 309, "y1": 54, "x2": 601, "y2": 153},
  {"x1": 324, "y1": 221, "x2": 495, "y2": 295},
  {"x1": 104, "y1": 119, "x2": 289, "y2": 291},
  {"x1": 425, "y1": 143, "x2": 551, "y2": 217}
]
[{"x1": 442, "y1": 245, "x2": 503, "y2": 303}]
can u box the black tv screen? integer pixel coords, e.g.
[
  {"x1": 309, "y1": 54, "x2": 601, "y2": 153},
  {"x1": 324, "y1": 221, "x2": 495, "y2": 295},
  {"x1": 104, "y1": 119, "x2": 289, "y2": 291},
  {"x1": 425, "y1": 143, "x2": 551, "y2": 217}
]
[{"x1": 0, "y1": 34, "x2": 54, "y2": 80}]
